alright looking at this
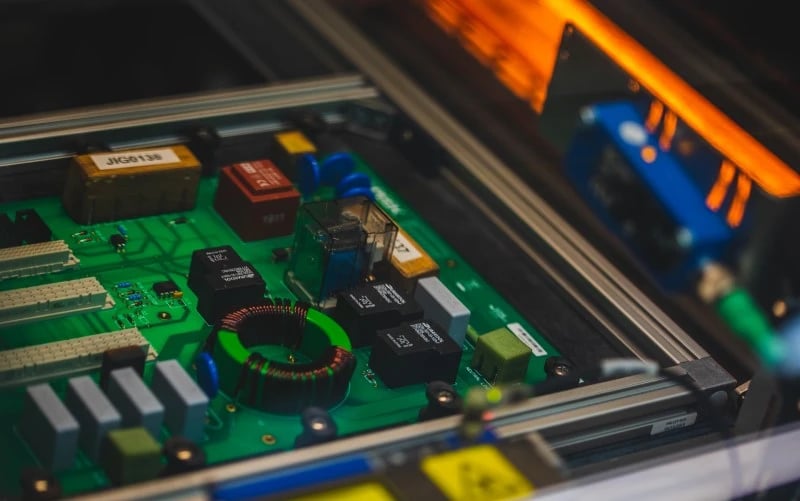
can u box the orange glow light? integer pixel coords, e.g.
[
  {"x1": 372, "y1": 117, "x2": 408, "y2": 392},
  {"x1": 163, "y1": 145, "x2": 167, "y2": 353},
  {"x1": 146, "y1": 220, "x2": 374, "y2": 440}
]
[
  {"x1": 706, "y1": 160, "x2": 737, "y2": 211},
  {"x1": 424, "y1": 0, "x2": 800, "y2": 199}
]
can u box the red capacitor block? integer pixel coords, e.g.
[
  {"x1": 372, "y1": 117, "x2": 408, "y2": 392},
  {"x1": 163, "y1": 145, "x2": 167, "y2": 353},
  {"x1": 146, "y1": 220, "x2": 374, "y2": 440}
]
[{"x1": 213, "y1": 160, "x2": 300, "y2": 241}]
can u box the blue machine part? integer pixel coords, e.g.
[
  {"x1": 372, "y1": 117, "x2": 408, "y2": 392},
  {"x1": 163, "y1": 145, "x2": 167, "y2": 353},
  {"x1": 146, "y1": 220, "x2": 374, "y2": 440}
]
[
  {"x1": 320, "y1": 152, "x2": 356, "y2": 186},
  {"x1": 297, "y1": 154, "x2": 321, "y2": 198},
  {"x1": 565, "y1": 101, "x2": 733, "y2": 289}
]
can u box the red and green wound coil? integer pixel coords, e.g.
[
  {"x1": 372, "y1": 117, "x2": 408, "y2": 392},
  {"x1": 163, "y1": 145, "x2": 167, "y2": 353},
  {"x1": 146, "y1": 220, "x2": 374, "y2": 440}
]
[{"x1": 204, "y1": 299, "x2": 355, "y2": 413}]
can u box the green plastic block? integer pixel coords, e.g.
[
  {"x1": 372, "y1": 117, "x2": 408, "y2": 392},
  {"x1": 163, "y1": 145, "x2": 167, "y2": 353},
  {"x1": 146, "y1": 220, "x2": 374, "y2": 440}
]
[
  {"x1": 471, "y1": 327, "x2": 531, "y2": 384},
  {"x1": 100, "y1": 427, "x2": 162, "y2": 485}
]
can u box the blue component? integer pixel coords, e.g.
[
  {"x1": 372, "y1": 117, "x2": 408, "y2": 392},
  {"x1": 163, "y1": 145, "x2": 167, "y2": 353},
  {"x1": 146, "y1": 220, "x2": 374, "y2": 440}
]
[
  {"x1": 320, "y1": 248, "x2": 365, "y2": 299},
  {"x1": 127, "y1": 294, "x2": 143, "y2": 302},
  {"x1": 565, "y1": 101, "x2": 732, "y2": 289},
  {"x1": 297, "y1": 154, "x2": 320, "y2": 198},
  {"x1": 116, "y1": 282, "x2": 132, "y2": 289},
  {"x1": 214, "y1": 455, "x2": 371, "y2": 501},
  {"x1": 195, "y1": 352, "x2": 220, "y2": 398},
  {"x1": 320, "y1": 152, "x2": 356, "y2": 186},
  {"x1": 335, "y1": 172, "x2": 372, "y2": 198},
  {"x1": 339, "y1": 186, "x2": 375, "y2": 201},
  {"x1": 116, "y1": 224, "x2": 128, "y2": 236}
]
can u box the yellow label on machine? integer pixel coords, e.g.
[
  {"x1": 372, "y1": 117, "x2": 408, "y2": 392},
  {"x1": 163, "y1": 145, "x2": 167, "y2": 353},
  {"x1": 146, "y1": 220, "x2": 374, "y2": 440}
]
[
  {"x1": 275, "y1": 130, "x2": 317, "y2": 154},
  {"x1": 289, "y1": 481, "x2": 396, "y2": 501},
  {"x1": 421, "y1": 445, "x2": 534, "y2": 500}
]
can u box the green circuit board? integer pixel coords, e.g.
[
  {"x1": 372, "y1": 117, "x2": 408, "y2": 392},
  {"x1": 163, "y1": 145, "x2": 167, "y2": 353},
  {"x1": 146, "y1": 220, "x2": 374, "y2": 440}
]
[{"x1": 0, "y1": 153, "x2": 558, "y2": 497}]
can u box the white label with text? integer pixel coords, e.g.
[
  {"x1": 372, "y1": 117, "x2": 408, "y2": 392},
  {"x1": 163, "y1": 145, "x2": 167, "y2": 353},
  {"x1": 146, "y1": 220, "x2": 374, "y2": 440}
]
[
  {"x1": 392, "y1": 232, "x2": 423, "y2": 263},
  {"x1": 91, "y1": 148, "x2": 180, "y2": 170},
  {"x1": 506, "y1": 322, "x2": 547, "y2": 357}
]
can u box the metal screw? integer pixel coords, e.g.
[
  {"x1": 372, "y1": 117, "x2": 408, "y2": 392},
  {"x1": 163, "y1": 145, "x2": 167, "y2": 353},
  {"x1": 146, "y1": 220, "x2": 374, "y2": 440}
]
[
  {"x1": 553, "y1": 363, "x2": 571, "y2": 377},
  {"x1": 310, "y1": 418, "x2": 327, "y2": 431},
  {"x1": 437, "y1": 390, "x2": 454, "y2": 404}
]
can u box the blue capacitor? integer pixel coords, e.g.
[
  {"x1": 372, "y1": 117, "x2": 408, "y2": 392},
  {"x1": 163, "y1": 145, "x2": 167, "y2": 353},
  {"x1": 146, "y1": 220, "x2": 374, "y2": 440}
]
[
  {"x1": 127, "y1": 293, "x2": 143, "y2": 302},
  {"x1": 339, "y1": 186, "x2": 375, "y2": 201},
  {"x1": 335, "y1": 172, "x2": 371, "y2": 198},
  {"x1": 195, "y1": 352, "x2": 220, "y2": 398},
  {"x1": 116, "y1": 282, "x2": 132, "y2": 289},
  {"x1": 297, "y1": 154, "x2": 321, "y2": 198},
  {"x1": 320, "y1": 152, "x2": 355, "y2": 186},
  {"x1": 116, "y1": 224, "x2": 128, "y2": 237}
]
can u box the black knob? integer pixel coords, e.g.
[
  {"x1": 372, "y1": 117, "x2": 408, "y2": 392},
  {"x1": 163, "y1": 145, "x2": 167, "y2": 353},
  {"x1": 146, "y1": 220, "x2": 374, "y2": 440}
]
[
  {"x1": 294, "y1": 407, "x2": 338, "y2": 447},
  {"x1": 161, "y1": 436, "x2": 206, "y2": 476},
  {"x1": 20, "y1": 468, "x2": 61, "y2": 501},
  {"x1": 419, "y1": 381, "x2": 462, "y2": 421}
]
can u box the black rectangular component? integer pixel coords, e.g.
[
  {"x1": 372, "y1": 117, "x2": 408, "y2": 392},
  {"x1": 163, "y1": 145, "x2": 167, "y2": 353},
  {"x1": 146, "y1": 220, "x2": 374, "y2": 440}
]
[
  {"x1": 192, "y1": 262, "x2": 266, "y2": 323},
  {"x1": 369, "y1": 320, "x2": 462, "y2": 388},
  {"x1": 0, "y1": 213, "x2": 20, "y2": 248},
  {"x1": 334, "y1": 282, "x2": 423, "y2": 347},
  {"x1": 100, "y1": 346, "x2": 147, "y2": 390},
  {"x1": 15, "y1": 209, "x2": 51, "y2": 244},
  {"x1": 271, "y1": 247, "x2": 290, "y2": 263},
  {"x1": 153, "y1": 280, "x2": 180, "y2": 297},
  {"x1": 188, "y1": 246, "x2": 243, "y2": 290}
]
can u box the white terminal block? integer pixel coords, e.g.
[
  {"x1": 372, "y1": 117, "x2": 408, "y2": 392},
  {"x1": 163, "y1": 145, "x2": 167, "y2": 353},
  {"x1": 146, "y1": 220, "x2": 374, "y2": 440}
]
[
  {"x1": 414, "y1": 276, "x2": 471, "y2": 346},
  {"x1": 0, "y1": 328, "x2": 154, "y2": 388},
  {"x1": 0, "y1": 240, "x2": 79, "y2": 281},
  {"x1": 0, "y1": 277, "x2": 113, "y2": 327}
]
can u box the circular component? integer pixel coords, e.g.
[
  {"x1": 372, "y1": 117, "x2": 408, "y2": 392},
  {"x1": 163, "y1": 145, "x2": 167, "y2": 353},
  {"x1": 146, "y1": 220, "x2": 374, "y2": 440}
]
[
  {"x1": 158, "y1": 311, "x2": 172, "y2": 320},
  {"x1": 20, "y1": 468, "x2": 61, "y2": 501},
  {"x1": 225, "y1": 403, "x2": 237, "y2": 413},
  {"x1": 544, "y1": 356, "x2": 574, "y2": 378},
  {"x1": 162, "y1": 436, "x2": 206, "y2": 476},
  {"x1": 261, "y1": 434, "x2": 277, "y2": 445},
  {"x1": 320, "y1": 152, "x2": 355, "y2": 186},
  {"x1": 419, "y1": 381, "x2": 462, "y2": 421},
  {"x1": 295, "y1": 407, "x2": 338, "y2": 447},
  {"x1": 206, "y1": 300, "x2": 355, "y2": 413},
  {"x1": 195, "y1": 352, "x2": 220, "y2": 398},
  {"x1": 338, "y1": 186, "x2": 375, "y2": 201},
  {"x1": 297, "y1": 154, "x2": 321, "y2": 197},
  {"x1": 335, "y1": 172, "x2": 371, "y2": 198}
]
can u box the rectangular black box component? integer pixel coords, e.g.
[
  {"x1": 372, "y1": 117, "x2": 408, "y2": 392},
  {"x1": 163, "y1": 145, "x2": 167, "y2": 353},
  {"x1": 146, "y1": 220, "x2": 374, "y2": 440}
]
[
  {"x1": 368, "y1": 320, "x2": 462, "y2": 388},
  {"x1": 188, "y1": 246, "x2": 244, "y2": 290},
  {"x1": 193, "y1": 262, "x2": 266, "y2": 323},
  {"x1": 334, "y1": 282, "x2": 423, "y2": 347}
]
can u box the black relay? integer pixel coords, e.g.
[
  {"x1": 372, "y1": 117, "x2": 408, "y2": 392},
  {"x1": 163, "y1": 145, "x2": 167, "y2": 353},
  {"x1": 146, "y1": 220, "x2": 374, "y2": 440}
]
[
  {"x1": 188, "y1": 246, "x2": 243, "y2": 289},
  {"x1": 334, "y1": 281, "x2": 423, "y2": 347},
  {"x1": 188, "y1": 247, "x2": 266, "y2": 323},
  {"x1": 369, "y1": 320, "x2": 462, "y2": 388}
]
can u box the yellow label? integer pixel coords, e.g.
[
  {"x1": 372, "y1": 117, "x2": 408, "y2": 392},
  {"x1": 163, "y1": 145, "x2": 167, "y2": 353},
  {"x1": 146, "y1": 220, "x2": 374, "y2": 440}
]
[
  {"x1": 421, "y1": 445, "x2": 534, "y2": 501},
  {"x1": 276, "y1": 131, "x2": 317, "y2": 154},
  {"x1": 289, "y1": 481, "x2": 396, "y2": 501}
]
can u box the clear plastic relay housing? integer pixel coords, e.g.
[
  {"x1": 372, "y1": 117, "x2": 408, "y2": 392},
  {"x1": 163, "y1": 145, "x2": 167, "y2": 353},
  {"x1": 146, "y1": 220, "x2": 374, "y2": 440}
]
[{"x1": 285, "y1": 196, "x2": 397, "y2": 307}]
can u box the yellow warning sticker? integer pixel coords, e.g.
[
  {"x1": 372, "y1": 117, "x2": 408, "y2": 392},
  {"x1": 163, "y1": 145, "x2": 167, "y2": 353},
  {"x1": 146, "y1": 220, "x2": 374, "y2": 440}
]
[
  {"x1": 276, "y1": 131, "x2": 317, "y2": 154},
  {"x1": 288, "y1": 481, "x2": 396, "y2": 501},
  {"x1": 421, "y1": 445, "x2": 534, "y2": 501}
]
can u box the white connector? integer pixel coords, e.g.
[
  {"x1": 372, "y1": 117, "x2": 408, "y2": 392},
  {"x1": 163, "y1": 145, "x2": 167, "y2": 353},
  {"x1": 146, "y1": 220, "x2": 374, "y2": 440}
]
[
  {"x1": 0, "y1": 327, "x2": 155, "y2": 387},
  {"x1": 0, "y1": 240, "x2": 79, "y2": 280},
  {"x1": 0, "y1": 277, "x2": 113, "y2": 327}
]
